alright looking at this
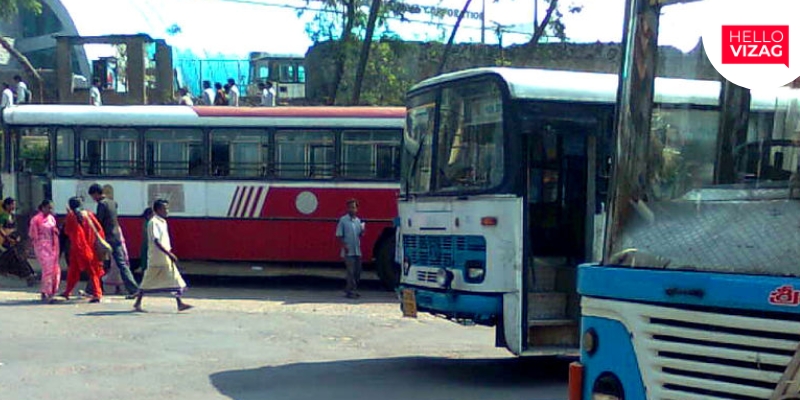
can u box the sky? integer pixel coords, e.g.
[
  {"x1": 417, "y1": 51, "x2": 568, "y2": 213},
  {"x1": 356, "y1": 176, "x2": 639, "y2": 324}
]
[{"x1": 60, "y1": 0, "x2": 709, "y2": 59}]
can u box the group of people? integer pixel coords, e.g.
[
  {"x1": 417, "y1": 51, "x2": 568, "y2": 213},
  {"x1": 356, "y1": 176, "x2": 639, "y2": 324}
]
[
  {"x1": 1, "y1": 184, "x2": 192, "y2": 312},
  {"x1": 1, "y1": 75, "x2": 32, "y2": 108},
  {"x1": 0, "y1": 194, "x2": 367, "y2": 304},
  {"x1": 178, "y1": 78, "x2": 276, "y2": 107}
]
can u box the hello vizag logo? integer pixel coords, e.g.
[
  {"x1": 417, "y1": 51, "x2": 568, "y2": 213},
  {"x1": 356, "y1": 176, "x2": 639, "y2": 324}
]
[{"x1": 722, "y1": 25, "x2": 789, "y2": 67}]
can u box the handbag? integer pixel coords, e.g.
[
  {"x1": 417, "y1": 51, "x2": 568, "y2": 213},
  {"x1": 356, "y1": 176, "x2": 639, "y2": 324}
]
[{"x1": 85, "y1": 212, "x2": 112, "y2": 261}]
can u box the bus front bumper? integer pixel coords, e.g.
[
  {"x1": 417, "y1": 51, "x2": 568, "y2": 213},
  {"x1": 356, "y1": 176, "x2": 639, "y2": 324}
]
[{"x1": 399, "y1": 285, "x2": 502, "y2": 325}]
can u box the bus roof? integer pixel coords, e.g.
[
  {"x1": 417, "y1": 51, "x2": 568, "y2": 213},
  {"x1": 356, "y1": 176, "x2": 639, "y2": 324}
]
[
  {"x1": 409, "y1": 67, "x2": 798, "y2": 110},
  {"x1": 2, "y1": 105, "x2": 406, "y2": 129}
]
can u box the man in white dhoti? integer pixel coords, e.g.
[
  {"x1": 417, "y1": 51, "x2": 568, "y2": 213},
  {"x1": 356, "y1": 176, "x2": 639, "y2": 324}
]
[{"x1": 133, "y1": 199, "x2": 193, "y2": 312}]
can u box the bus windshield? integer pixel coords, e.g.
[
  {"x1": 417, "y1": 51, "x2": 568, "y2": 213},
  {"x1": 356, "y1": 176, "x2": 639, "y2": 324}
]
[
  {"x1": 608, "y1": 83, "x2": 800, "y2": 276},
  {"x1": 404, "y1": 79, "x2": 505, "y2": 195}
]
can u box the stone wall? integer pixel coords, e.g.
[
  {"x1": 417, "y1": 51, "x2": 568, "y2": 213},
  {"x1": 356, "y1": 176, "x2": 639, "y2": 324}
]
[{"x1": 305, "y1": 40, "x2": 720, "y2": 106}]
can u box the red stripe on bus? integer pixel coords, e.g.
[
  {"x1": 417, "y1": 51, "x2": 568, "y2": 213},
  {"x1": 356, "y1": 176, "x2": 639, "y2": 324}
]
[
  {"x1": 192, "y1": 106, "x2": 405, "y2": 119},
  {"x1": 227, "y1": 186, "x2": 241, "y2": 217},
  {"x1": 232, "y1": 186, "x2": 247, "y2": 217},
  {"x1": 240, "y1": 186, "x2": 255, "y2": 218},
  {"x1": 249, "y1": 187, "x2": 264, "y2": 218}
]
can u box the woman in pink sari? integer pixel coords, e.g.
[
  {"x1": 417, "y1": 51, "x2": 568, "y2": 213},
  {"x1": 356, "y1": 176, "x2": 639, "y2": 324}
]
[{"x1": 28, "y1": 200, "x2": 60, "y2": 303}]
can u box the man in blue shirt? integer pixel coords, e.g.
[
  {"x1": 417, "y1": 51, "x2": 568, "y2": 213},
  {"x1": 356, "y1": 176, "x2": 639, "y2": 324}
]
[{"x1": 336, "y1": 199, "x2": 364, "y2": 299}]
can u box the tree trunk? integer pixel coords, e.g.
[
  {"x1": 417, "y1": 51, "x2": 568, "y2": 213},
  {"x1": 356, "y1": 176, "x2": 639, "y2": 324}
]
[
  {"x1": 350, "y1": 0, "x2": 381, "y2": 105},
  {"x1": 528, "y1": 0, "x2": 558, "y2": 45},
  {"x1": 437, "y1": 0, "x2": 474, "y2": 75},
  {"x1": 331, "y1": 0, "x2": 356, "y2": 105},
  {"x1": 0, "y1": 35, "x2": 43, "y2": 103}
]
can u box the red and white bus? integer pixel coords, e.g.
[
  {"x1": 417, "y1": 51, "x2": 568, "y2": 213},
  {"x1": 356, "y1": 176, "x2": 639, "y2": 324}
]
[{"x1": 2, "y1": 105, "x2": 404, "y2": 287}]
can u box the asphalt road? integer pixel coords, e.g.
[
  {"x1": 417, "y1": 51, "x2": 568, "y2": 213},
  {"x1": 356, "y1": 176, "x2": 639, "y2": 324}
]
[{"x1": 0, "y1": 274, "x2": 568, "y2": 400}]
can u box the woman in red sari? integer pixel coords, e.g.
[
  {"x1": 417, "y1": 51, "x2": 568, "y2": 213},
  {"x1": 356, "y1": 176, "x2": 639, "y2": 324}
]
[{"x1": 59, "y1": 197, "x2": 106, "y2": 302}]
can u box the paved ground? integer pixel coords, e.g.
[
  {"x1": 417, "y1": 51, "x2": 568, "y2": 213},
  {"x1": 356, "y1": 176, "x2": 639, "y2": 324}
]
[{"x1": 0, "y1": 274, "x2": 568, "y2": 400}]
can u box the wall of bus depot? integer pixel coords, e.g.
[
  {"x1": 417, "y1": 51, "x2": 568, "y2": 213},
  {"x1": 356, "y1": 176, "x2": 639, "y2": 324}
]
[
  {"x1": 305, "y1": 40, "x2": 720, "y2": 105},
  {"x1": 55, "y1": 34, "x2": 174, "y2": 105}
]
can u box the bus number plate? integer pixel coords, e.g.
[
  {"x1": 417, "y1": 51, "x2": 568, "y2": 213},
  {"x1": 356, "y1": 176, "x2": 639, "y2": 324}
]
[{"x1": 402, "y1": 289, "x2": 418, "y2": 318}]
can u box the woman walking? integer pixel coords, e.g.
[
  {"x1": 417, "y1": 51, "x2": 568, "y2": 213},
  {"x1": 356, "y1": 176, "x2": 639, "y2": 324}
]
[
  {"x1": 59, "y1": 197, "x2": 106, "y2": 303},
  {"x1": 29, "y1": 200, "x2": 60, "y2": 303}
]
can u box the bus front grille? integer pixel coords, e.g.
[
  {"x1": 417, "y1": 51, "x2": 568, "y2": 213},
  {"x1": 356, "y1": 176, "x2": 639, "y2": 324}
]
[
  {"x1": 402, "y1": 235, "x2": 486, "y2": 269},
  {"x1": 583, "y1": 297, "x2": 800, "y2": 400}
]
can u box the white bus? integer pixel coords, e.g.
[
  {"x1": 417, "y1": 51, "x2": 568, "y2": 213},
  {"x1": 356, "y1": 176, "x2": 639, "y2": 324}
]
[{"x1": 397, "y1": 67, "x2": 795, "y2": 356}]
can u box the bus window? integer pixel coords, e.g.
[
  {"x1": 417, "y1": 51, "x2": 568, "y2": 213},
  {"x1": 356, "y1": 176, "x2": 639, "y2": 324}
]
[
  {"x1": 145, "y1": 129, "x2": 204, "y2": 177},
  {"x1": 297, "y1": 66, "x2": 306, "y2": 83},
  {"x1": 56, "y1": 128, "x2": 75, "y2": 177},
  {"x1": 275, "y1": 130, "x2": 334, "y2": 179},
  {"x1": 80, "y1": 128, "x2": 138, "y2": 176},
  {"x1": 435, "y1": 82, "x2": 504, "y2": 193},
  {"x1": 19, "y1": 127, "x2": 50, "y2": 174},
  {"x1": 210, "y1": 129, "x2": 269, "y2": 177},
  {"x1": 648, "y1": 108, "x2": 718, "y2": 200},
  {"x1": 342, "y1": 130, "x2": 400, "y2": 179}
]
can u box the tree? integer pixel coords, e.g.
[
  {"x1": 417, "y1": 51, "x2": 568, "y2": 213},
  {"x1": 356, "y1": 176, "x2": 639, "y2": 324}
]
[
  {"x1": 350, "y1": 0, "x2": 381, "y2": 105},
  {"x1": 0, "y1": 0, "x2": 44, "y2": 103},
  {"x1": 303, "y1": 0, "x2": 363, "y2": 104},
  {"x1": 528, "y1": 0, "x2": 583, "y2": 45},
  {"x1": 437, "y1": 0, "x2": 474, "y2": 75}
]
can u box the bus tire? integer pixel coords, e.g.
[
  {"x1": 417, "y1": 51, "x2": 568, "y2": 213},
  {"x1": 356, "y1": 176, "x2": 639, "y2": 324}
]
[{"x1": 375, "y1": 234, "x2": 400, "y2": 290}]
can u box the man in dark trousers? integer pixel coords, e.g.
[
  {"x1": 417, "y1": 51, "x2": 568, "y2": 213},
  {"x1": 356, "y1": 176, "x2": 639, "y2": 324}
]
[
  {"x1": 336, "y1": 199, "x2": 365, "y2": 299},
  {"x1": 89, "y1": 183, "x2": 139, "y2": 298}
]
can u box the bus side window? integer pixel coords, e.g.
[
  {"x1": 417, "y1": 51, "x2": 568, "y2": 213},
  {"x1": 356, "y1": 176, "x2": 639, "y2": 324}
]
[
  {"x1": 19, "y1": 127, "x2": 51, "y2": 175},
  {"x1": 341, "y1": 130, "x2": 400, "y2": 180},
  {"x1": 56, "y1": 128, "x2": 75, "y2": 177},
  {"x1": 211, "y1": 129, "x2": 268, "y2": 178},
  {"x1": 145, "y1": 129, "x2": 204, "y2": 177},
  {"x1": 80, "y1": 128, "x2": 138, "y2": 176},
  {"x1": 276, "y1": 130, "x2": 334, "y2": 179}
]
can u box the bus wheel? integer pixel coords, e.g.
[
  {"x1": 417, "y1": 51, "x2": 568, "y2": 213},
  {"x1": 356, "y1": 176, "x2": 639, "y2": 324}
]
[{"x1": 375, "y1": 235, "x2": 400, "y2": 290}]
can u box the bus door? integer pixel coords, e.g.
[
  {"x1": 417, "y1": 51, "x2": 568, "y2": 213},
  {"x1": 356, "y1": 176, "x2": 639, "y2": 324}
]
[
  {"x1": 14, "y1": 126, "x2": 51, "y2": 236},
  {"x1": 523, "y1": 118, "x2": 599, "y2": 353}
]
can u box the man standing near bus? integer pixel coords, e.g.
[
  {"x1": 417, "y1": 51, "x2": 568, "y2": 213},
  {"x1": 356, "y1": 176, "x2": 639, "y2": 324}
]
[
  {"x1": 88, "y1": 184, "x2": 138, "y2": 297},
  {"x1": 201, "y1": 81, "x2": 215, "y2": 105},
  {"x1": 1, "y1": 83, "x2": 14, "y2": 109},
  {"x1": 259, "y1": 82, "x2": 276, "y2": 107},
  {"x1": 90, "y1": 78, "x2": 102, "y2": 106},
  {"x1": 336, "y1": 199, "x2": 364, "y2": 299},
  {"x1": 227, "y1": 78, "x2": 239, "y2": 107},
  {"x1": 13, "y1": 75, "x2": 29, "y2": 104}
]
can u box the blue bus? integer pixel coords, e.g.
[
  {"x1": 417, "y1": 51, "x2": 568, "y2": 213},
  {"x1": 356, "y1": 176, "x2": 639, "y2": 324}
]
[{"x1": 572, "y1": 0, "x2": 800, "y2": 399}]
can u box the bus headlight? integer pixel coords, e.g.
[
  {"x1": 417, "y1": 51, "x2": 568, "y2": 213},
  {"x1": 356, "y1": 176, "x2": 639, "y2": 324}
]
[
  {"x1": 465, "y1": 260, "x2": 485, "y2": 283},
  {"x1": 435, "y1": 268, "x2": 453, "y2": 287},
  {"x1": 592, "y1": 373, "x2": 624, "y2": 400}
]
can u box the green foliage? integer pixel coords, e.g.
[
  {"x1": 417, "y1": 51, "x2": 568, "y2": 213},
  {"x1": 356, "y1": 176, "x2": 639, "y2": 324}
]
[
  {"x1": 327, "y1": 40, "x2": 414, "y2": 105},
  {"x1": 0, "y1": 0, "x2": 42, "y2": 20}
]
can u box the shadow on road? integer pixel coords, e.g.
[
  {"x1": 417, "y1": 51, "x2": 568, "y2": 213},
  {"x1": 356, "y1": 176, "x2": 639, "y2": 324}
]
[
  {"x1": 183, "y1": 275, "x2": 398, "y2": 306},
  {"x1": 210, "y1": 356, "x2": 569, "y2": 400},
  {"x1": 76, "y1": 310, "x2": 139, "y2": 317}
]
